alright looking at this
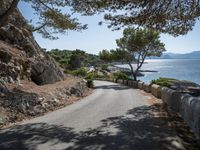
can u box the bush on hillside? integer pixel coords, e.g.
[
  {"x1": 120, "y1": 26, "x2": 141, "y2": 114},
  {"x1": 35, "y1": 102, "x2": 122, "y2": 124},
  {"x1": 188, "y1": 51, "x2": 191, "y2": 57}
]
[
  {"x1": 85, "y1": 72, "x2": 95, "y2": 80},
  {"x1": 86, "y1": 79, "x2": 94, "y2": 88},
  {"x1": 72, "y1": 68, "x2": 87, "y2": 77},
  {"x1": 64, "y1": 68, "x2": 87, "y2": 77},
  {"x1": 151, "y1": 77, "x2": 177, "y2": 87},
  {"x1": 101, "y1": 64, "x2": 109, "y2": 70}
]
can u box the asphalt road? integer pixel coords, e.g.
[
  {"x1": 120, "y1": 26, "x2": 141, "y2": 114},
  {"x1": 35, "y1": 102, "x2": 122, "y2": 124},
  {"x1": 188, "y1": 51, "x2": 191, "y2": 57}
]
[{"x1": 0, "y1": 81, "x2": 199, "y2": 150}]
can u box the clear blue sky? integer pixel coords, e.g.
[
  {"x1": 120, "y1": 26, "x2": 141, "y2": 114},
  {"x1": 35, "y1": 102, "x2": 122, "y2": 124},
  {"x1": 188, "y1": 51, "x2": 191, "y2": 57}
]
[{"x1": 18, "y1": 1, "x2": 200, "y2": 54}]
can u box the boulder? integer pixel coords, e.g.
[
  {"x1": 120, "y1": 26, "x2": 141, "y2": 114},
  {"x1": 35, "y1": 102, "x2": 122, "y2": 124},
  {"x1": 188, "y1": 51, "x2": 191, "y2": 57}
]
[{"x1": 31, "y1": 56, "x2": 65, "y2": 85}]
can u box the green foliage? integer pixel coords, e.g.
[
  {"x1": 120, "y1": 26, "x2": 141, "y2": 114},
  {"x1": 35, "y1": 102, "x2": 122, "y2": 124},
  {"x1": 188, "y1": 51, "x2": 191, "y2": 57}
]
[
  {"x1": 99, "y1": 49, "x2": 112, "y2": 62},
  {"x1": 101, "y1": 64, "x2": 109, "y2": 70},
  {"x1": 116, "y1": 28, "x2": 166, "y2": 59},
  {"x1": 113, "y1": 72, "x2": 129, "y2": 80},
  {"x1": 21, "y1": 0, "x2": 87, "y2": 39},
  {"x1": 84, "y1": 53, "x2": 103, "y2": 67},
  {"x1": 48, "y1": 49, "x2": 102, "y2": 69},
  {"x1": 85, "y1": 71, "x2": 113, "y2": 81},
  {"x1": 47, "y1": 49, "x2": 72, "y2": 68},
  {"x1": 86, "y1": 80, "x2": 94, "y2": 88},
  {"x1": 99, "y1": 28, "x2": 165, "y2": 81},
  {"x1": 68, "y1": 49, "x2": 86, "y2": 70},
  {"x1": 69, "y1": 0, "x2": 200, "y2": 36},
  {"x1": 85, "y1": 72, "x2": 95, "y2": 88},
  {"x1": 63, "y1": 69, "x2": 73, "y2": 75},
  {"x1": 151, "y1": 78, "x2": 177, "y2": 87},
  {"x1": 85, "y1": 72, "x2": 98, "y2": 80},
  {"x1": 71, "y1": 68, "x2": 87, "y2": 77}
]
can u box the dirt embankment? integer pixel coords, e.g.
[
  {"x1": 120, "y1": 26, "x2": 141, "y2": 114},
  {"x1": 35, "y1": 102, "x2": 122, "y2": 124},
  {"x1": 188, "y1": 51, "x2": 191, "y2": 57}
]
[{"x1": 0, "y1": 77, "x2": 92, "y2": 128}]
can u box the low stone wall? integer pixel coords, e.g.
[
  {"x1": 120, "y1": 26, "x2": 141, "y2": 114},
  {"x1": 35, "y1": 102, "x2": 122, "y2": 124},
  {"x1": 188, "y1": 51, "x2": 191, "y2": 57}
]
[
  {"x1": 161, "y1": 87, "x2": 200, "y2": 139},
  {"x1": 116, "y1": 79, "x2": 200, "y2": 139},
  {"x1": 179, "y1": 95, "x2": 200, "y2": 139},
  {"x1": 143, "y1": 83, "x2": 151, "y2": 93},
  {"x1": 138, "y1": 82, "x2": 144, "y2": 90},
  {"x1": 151, "y1": 84, "x2": 162, "y2": 98},
  {"x1": 117, "y1": 79, "x2": 123, "y2": 84},
  {"x1": 161, "y1": 87, "x2": 182, "y2": 112},
  {"x1": 123, "y1": 80, "x2": 128, "y2": 85},
  {"x1": 127, "y1": 80, "x2": 138, "y2": 89}
]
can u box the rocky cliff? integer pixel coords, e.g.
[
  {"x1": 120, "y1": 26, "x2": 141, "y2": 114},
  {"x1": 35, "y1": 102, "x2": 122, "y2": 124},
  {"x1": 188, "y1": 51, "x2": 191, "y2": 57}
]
[
  {"x1": 0, "y1": 2, "x2": 65, "y2": 86},
  {"x1": 0, "y1": 1, "x2": 93, "y2": 127}
]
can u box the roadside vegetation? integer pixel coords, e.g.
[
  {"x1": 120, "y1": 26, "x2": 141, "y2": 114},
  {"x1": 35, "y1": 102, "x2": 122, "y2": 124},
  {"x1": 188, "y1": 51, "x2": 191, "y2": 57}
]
[
  {"x1": 47, "y1": 48, "x2": 134, "y2": 88},
  {"x1": 151, "y1": 78, "x2": 177, "y2": 87},
  {"x1": 151, "y1": 78, "x2": 200, "y2": 97}
]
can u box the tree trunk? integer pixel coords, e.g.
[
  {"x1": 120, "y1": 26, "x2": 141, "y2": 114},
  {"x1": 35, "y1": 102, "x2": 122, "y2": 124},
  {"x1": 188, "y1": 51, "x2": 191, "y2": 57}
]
[
  {"x1": 128, "y1": 63, "x2": 137, "y2": 81},
  {"x1": 0, "y1": 0, "x2": 20, "y2": 27}
]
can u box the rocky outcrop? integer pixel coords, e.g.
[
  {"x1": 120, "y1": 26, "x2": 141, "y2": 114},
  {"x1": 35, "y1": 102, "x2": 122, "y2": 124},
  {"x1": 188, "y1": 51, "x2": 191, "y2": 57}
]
[
  {"x1": 0, "y1": 2, "x2": 65, "y2": 85},
  {"x1": 31, "y1": 55, "x2": 65, "y2": 85},
  {"x1": 0, "y1": 1, "x2": 92, "y2": 127},
  {"x1": 0, "y1": 41, "x2": 31, "y2": 83}
]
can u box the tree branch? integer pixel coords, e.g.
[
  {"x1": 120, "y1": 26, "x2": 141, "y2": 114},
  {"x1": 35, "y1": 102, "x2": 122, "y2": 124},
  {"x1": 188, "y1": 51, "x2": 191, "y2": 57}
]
[
  {"x1": 32, "y1": 23, "x2": 47, "y2": 32},
  {"x1": 37, "y1": 0, "x2": 56, "y2": 12}
]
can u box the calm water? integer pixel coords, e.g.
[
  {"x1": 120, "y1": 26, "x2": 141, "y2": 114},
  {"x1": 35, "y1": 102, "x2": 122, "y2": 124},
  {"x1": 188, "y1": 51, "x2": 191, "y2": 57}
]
[{"x1": 118, "y1": 59, "x2": 200, "y2": 84}]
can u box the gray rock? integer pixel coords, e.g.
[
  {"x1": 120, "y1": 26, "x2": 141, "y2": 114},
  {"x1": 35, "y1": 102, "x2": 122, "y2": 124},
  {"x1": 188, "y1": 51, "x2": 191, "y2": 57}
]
[
  {"x1": 31, "y1": 56, "x2": 65, "y2": 85},
  {"x1": 0, "y1": 7, "x2": 65, "y2": 85}
]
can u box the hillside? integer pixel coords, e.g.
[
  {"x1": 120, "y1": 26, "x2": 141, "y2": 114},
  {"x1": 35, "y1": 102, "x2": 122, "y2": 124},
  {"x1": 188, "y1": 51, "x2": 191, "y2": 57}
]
[
  {"x1": 47, "y1": 49, "x2": 102, "y2": 69},
  {"x1": 150, "y1": 51, "x2": 200, "y2": 59},
  {"x1": 0, "y1": 2, "x2": 91, "y2": 127}
]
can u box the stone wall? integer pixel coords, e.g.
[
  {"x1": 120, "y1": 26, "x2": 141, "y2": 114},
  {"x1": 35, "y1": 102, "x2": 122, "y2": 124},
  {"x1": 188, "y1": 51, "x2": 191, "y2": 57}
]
[{"x1": 115, "y1": 79, "x2": 200, "y2": 139}]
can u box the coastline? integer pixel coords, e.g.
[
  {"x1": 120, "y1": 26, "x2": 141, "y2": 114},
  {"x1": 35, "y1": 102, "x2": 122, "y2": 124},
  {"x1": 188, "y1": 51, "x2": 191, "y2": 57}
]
[{"x1": 115, "y1": 59, "x2": 200, "y2": 84}]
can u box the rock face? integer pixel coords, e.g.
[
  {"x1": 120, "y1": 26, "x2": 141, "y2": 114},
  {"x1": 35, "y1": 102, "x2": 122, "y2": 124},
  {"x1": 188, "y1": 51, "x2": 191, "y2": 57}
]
[
  {"x1": 0, "y1": 41, "x2": 31, "y2": 83},
  {"x1": 0, "y1": 3, "x2": 65, "y2": 85},
  {"x1": 31, "y1": 56, "x2": 65, "y2": 85},
  {"x1": 0, "y1": 1, "x2": 91, "y2": 127}
]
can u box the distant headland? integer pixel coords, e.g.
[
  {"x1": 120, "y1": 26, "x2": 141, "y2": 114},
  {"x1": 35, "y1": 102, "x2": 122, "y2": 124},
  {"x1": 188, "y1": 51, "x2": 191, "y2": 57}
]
[{"x1": 149, "y1": 51, "x2": 200, "y2": 59}]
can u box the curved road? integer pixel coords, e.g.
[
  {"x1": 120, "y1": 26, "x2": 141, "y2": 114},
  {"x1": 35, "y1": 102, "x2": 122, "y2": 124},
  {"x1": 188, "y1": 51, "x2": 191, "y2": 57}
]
[{"x1": 0, "y1": 81, "x2": 199, "y2": 150}]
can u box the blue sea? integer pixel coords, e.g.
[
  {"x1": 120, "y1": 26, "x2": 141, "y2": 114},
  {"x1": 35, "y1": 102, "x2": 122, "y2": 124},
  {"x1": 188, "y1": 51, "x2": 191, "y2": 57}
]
[{"x1": 117, "y1": 59, "x2": 200, "y2": 84}]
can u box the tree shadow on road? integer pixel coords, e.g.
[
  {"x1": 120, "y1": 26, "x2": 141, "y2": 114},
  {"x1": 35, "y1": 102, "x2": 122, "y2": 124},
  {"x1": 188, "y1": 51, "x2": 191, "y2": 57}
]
[
  {"x1": 95, "y1": 84, "x2": 130, "y2": 91},
  {"x1": 0, "y1": 104, "x2": 199, "y2": 150}
]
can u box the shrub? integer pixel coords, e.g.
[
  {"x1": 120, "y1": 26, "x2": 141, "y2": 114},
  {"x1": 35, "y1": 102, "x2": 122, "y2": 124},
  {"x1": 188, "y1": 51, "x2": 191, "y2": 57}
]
[
  {"x1": 64, "y1": 69, "x2": 73, "y2": 75},
  {"x1": 72, "y1": 68, "x2": 87, "y2": 77},
  {"x1": 151, "y1": 77, "x2": 177, "y2": 87},
  {"x1": 86, "y1": 79, "x2": 94, "y2": 88},
  {"x1": 113, "y1": 72, "x2": 129, "y2": 81},
  {"x1": 85, "y1": 72, "x2": 95, "y2": 80},
  {"x1": 101, "y1": 64, "x2": 109, "y2": 70}
]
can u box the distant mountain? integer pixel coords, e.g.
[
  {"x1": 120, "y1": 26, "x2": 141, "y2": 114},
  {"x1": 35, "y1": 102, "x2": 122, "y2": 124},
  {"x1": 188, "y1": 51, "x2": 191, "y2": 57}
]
[{"x1": 149, "y1": 51, "x2": 200, "y2": 59}]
